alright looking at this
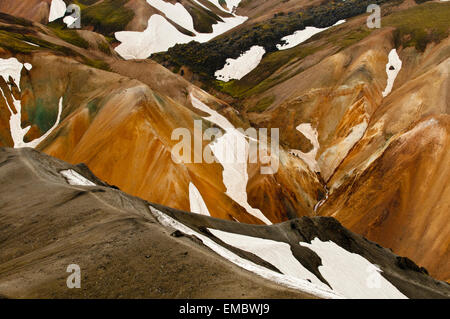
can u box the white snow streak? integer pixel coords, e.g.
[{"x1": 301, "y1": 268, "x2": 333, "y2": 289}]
[
  {"x1": 277, "y1": 20, "x2": 346, "y2": 50},
  {"x1": 209, "y1": 228, "x2": 330, "y2": 290},
  {"x1": 115, "y1": 1, "x2": 247, "y2": 59},
  {"x1": 318, "y1": 120, "x2": 368, "y2": 178},
  {"x1": 382, "y1": 49, "x2": 402, "y2": 97},
  {"x1": 115, "y1": 15, "x2": 191, "y2": 60},
  {"x1": 49, "y1": 0, "x2": 67, "y2": 22},
  {"x1": 149, "y1": 206, "x2": 341, "y2": 299},
  {"x1": 151, "y1": 206, "x2": 408, "y2": 299},
  {"x1": 60, "y1": 169, "x2": 96, "y2": 186},
  {"x1": 10, "y1": 97, "x2": 63, "y2": 148},
  {"x1": 190, "y1": 93, "x2": 272, "y2": 225},
  {"x1": 23, "y1": 41, "x2": 40, "y2": 47},
  {"x1": 189, "y1": 182, "x2": 211, "y2": 216},
  {"x1": 0, "y1": 58, "x2": 63, "y2": 148},
  {"x1": 147, "y1": 0, "x2": 195, "y2": 32},
  {"x1": 313, "y1": 186, "x2": 329, "y2": 212},
  {"x1": 300, "y1": 238, "x2": 408, "y2": 299},
  {"x1": 0, "y1": 57, "x2": 23, "y2": 86},
  {"x1": 290, "y1": 123, "x2": 320, "y2": 172},
  {"x1": 215, "y1": 46, "x2": 266, "y2": 82}
]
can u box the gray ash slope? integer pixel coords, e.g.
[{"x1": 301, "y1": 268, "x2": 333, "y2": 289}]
[{"x1": 0, "y1": 147, "x2": 448, "y2": 299}]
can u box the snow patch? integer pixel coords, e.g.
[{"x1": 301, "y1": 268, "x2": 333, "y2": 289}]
[
  {"x1": 196, "y1": 16, "x2": 248, "y2": 43},
  {"x1": 289, "y1": 123, "x2": 320, "y2": 172},
  {"x1": 277, "y1": 20, "x2": 346, "y2": 51},
  {"x1": 115, "y1": 15, "x2": 192, "y2": 60},
  {"x1": 318, "y1": 120, "x2": 368, "y2": 179},
  {"x1": 0, "y1": 57, "x2": 23, "y2": 86},
  {"x1": 191, "y1": 94, "x2": 272, "y2": 225},
  {"x1": 382, "y1": 49, "x2": 402, "y2": 97},
  {"x1": 300, "y1": 238, "x2": 408, "y2": 299},
  {"x1": 189, "y1": 93, "x2": 234, "y2": 129},
  {"x1": 209, "y1": 228, "x2": 330, "y2": 290},
  {"x1": 189, "y1": 182, "x2": 211, "y2": 216},
  {"x1": 60, "y1": 169, "x2": 96, "y2": 186},
  {"x1": 150, "y1": 206, "x2": 341, "y2": 299},
  {"x1": 9, "y1": 97, "x2": 63, "y2": 148},
  {"x1": 63, "y1": 15, "x2": 77, "y2": 28},
  {"x1": 23, "y1": 41, "x2": 40, "y2": 47},
  {"x1": 49, "y1": 0, "x2": 67, "y2": 22},
  {"x1": 0, "y1": 58, "x2": 63, "y2": 148},
  {"x1": 215, "y1": 46, "x2": 266, "y2": 82},
  {"x1": 147, "y1": 0, "x2": 195, "y2": 32},
  {"x1": 114, "y1": 3, "x2": 248, "y2": 59},
  {"x1": 314, "y1": 186, "x2": 329, "y2": 212}
]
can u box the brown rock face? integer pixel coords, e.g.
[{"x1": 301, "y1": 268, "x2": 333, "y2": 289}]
[
  {"x1": 233, "y1": 24, "x2": 450, "y2": 280},
  {"x1": 321, "y1": 116, "x2": 450, "y2": 281},
  {"x1": 0, "y1": 0, "x2": 51, "y2": 24},
  {"x1": 0, "y1": 48, "x2": 318, "y2": 226},
  {"x1": 0, "y1": 1, "x2": 448, "y2": 283},
  {"x1": 319, "y1": 49, "x2": 450, "y2": 280},
  {"x1": 0, "y1": 9, "x2": 323, "y2": 226}
]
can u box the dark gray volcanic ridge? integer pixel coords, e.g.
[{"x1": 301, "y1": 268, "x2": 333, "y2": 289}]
[{"x1": 0, "y1": 147, "x2": 448, "y2": 299}]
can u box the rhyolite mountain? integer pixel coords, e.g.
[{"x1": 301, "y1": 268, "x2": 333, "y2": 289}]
[
  {"x1": 0, "y1": 147, "x2": 449, "y2": 298},
  {"x1": 0, "y1": 0, "x2": 448, "y2": 293}
]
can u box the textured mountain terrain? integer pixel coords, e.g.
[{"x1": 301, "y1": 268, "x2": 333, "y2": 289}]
[
  {"x1": 0, "y1": 147, "x2": 449, "y2": 298},
  {"x1": 0, "y1": 0, "x2": 448, "y2": 295},
  {"x1": 152, "y1": 0, "x2": 450, "y2": 281},
  {"x1": 0, "y1": 11, "x2": 323, "y2": 227}
]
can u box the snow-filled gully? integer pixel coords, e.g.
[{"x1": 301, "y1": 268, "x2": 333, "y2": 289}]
[
  {"x1": 189, "y1": 182, "x2": 211, "y2": 217},
  {"x1": 289, "y1": 123, "x2": 320, "y2": 173},
  {"x1": 149, "y1": 206, "x2": 341, "y2": 299},
  {"x1": 190, "y1": 93, "x2": 272, "y2": 225},
  {"x1": 60, "y1": 169, "x2": 96, "y2": 186},
  {"x1": 0, "y1": 58, "x2": 63, "y2": 148},
  {"x1": 300, "y1": 239, "x2": 407, "y2": 299},
  {"x1": 382, "y1": 49, "x2": 402, "y2": 97},
  {"x1": 49, "y1": 0, "x2": 66, "y2": 22},
  {"x1": 313, "y1": 186, "x2": 329, "y2": 213},
  {"x1": 150, "y1": 206, "x2": 407, "y2": 299}
]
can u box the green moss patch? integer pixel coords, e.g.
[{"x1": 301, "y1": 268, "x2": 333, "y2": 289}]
[
  {"x1": 29, "y1": 98, "x2": 60, "y2": 133},
  {"x1": 47, "y1": 25, "x2": 89, "y2": 49},
  {"x1": 248, "y1": 95, "x2": 276, "y2": 113},
  {"x1": 81, "y1": 0, "x2": 134, "y2": 36},
  {"x1": 384, "y1": 2, "x2": 450, "y2": 51}
]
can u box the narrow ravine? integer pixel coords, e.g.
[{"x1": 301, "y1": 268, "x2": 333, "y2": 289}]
[{"x1": 190, "y1": 93, "x2": 272, "y2": 225}]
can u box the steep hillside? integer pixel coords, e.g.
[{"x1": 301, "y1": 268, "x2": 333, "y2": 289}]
[
  {"x1": 0, "y1": 0, "x2": 448, "y2": 286},
  {"x1": 152, "y1": 0, "x2": 401, "y2": 79},
  {"x1": 157, "y1": 1, "x2": 450, "y2": 280},
  {"x1": 0, "y1": 12, "x2": 325, "y2": 227},
  {"x1": 0, "y1": 0, "x2": 52, "y2": 24},
  {"x1": 0, "y1": 147, "x2": 313, "y2": 298},
  {"x1": 0, "y1": 147, "x2": 448, "y2": 298}
]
